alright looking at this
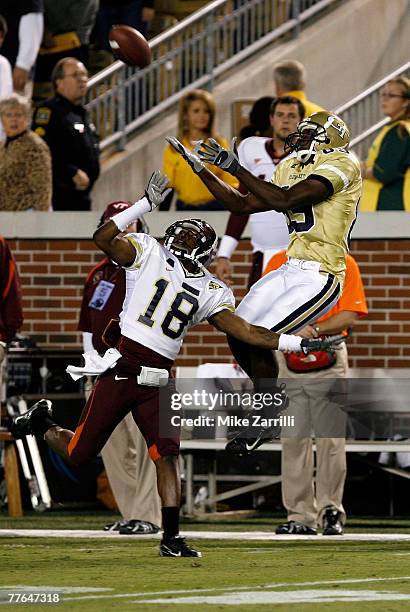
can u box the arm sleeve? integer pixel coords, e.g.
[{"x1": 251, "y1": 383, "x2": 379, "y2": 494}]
[
  {"x1": 25, "y1": 142, "x2": 52, "y2": 211},
  {"x1": 33, "y1": 108, "x2": 78, "y2": 181},
  {"x1": 372, "y1": 126, "x2": 410, "y2": 185},
  {"x1": 0, "y1": 59, "x2": 13, "y2": 98},
  {"x1": 313, "y1": 156, "x2": 358, "y2": 194},
  {"x1": 205, "y1": 284, "x2": 236, "y2": 320},
  {"x1": 216, "y1": 214, "x2": 249, "y2": 258},
  {"x1": 123, "y1": 233, "x2": 153, "y2": 270},
  {"x1": 16, "y1": 13, "x2": 44, "y2": 71},
  {"x1": 336, "y1": 256, "x2": 368, "y2": 317},
  {"x1": 163, "y1": 144, "x2": 177, "y2": 189}
]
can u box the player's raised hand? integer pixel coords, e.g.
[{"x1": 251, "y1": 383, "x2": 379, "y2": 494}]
[
  {"x1": 166, "y1": 136, "x2": 205, "y2": 174},
  {"x1": 145, "y1": 170, "x2": 172, "y2": 211},
  {"x1": 300, "y1": 334, "x2": 346, "y2": 355},
  {"x1": 196, "y1": 137, "x2": 240, "y2": 176}
]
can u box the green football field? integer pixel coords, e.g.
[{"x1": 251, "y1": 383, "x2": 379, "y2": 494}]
[{"x1": 1, "y1": 513, "x2": 410, "y2": 611}]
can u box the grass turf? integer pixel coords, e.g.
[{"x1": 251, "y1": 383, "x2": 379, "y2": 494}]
[{"x1": 1, "y1": 537, "x2": 410, "y2": 611}]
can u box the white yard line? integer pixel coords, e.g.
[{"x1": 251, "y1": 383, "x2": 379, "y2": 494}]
[
  {"x1": 1, "y1": 529, "x2": 410, "y2": 541},
  {"x1": 45, "y1": 576, "x2": 410, "y2": 603}
]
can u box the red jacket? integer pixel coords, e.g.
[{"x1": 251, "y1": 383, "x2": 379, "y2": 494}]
[{"x1": 0, "y1": 236, "x2": 23, "y2": 342}]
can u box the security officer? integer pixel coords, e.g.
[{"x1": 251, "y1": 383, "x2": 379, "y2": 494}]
[{"x1": 32, "y1": 57, "x2": 100, "y2": 211}]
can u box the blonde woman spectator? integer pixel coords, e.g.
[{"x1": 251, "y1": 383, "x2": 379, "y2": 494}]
[
  {"x1": 162, "y1": 89, "x2": 238, "y2": 211},
  {"x1": 0, "y1": 94, "x2": 52, "y2": 211},
  {"x1": 361, "y1": 76, "x2": 410, "y2": 211}
]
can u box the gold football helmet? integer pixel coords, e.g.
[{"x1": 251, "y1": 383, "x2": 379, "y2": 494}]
[{"x1": 285, "y1": 111, "x2": 350, "y2": 163}]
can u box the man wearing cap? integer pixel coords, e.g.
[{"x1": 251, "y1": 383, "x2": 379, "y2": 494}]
[{"x1": 78, "y1": 201, "x2": 161, "y2": 534}]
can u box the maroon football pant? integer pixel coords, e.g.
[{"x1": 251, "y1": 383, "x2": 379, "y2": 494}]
[{"x1": 67, "y1": 369, "x2": 179, "y2": 466}]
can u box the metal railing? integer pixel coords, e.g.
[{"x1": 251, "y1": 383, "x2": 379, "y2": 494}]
[
  {"x1": 86, "y1": 0, "x2": 339, "y2": 153},
  {"x1": 335, "y1": 62, "x2": 410, "y2": 160}
]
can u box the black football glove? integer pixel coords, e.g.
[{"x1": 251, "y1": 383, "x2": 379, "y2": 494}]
[
  {"x1": 300, "y1": 334, "x2": 345, "y2": 355},
  {"x1": 196, "y1": 137, "x2": 240, "y2": 176}
]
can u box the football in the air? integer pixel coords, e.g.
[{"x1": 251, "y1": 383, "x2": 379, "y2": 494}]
[{"x1": 108, "y1": 25, "x2": 151, "y2": 68}]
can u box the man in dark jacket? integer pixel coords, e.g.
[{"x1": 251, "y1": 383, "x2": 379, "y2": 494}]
[{"x1": 32, "y1": 57, "x2": 100, "y2": 211}]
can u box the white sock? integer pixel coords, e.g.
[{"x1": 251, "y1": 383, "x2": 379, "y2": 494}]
[{"x1": 278, "y1": 334, "x2": 302, "y2": 352}]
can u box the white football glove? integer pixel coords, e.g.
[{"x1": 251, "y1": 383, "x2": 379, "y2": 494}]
[
  {"x1": 145, "y1": 170, "x2": 172, "y2": 210},
  {"x1": 166, "y1": 136, "x2": 205, "y2": 174},
  {"x1": 196, "y1": 137, "x2": 240, "y2": 176}
]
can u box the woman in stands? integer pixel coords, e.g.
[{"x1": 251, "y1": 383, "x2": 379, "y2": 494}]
[
  {"x1": 361, "y1": 76, "x2": 410, "y2": 211},
  {"x1": 161, "y1": 88, "x2": 238, "y2": 211},
  {"x1": 0, "y1": 94, "x2": 52, "y2": 211}
]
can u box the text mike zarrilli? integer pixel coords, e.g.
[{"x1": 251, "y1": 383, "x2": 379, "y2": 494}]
[{"x1": 170, "y1": 414, "x2": 295, "y2": 428}]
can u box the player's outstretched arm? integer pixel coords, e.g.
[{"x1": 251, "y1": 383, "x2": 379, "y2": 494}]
[
  {"x1": 166, "y1": 136, "x2": 267, "y2": 215},
  {"x1": 209, "y1": 309, "x2": 346, "y2": 354},
  {"x1": 94, "y1": 170, "x2": 171, "y2": 266},
  {"x1": 196, "y1": 139, "x2": 330, "y2": 212},
  {"x1": 93, "y1": 219, "x2": 136, "y2": 267},
  {"x1": 209, "y1": 310, "x2": 280, "y2": 349}
]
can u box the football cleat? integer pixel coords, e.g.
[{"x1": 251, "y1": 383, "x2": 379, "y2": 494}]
[
  {"x1": 285, "y1": 111, "x2": 350, "y2": 163},
  {"x1": 225, "y1": 385, "x2": 288, "y2": 457},
  {"x1": 322, "y1": 507, "x2": 344, "y2": 535},
  {"x1": 10, "y1": 399, "x2": 53, "y2": 439},
  {"x1": 119, "y1": 520, "x2": 160, "y2": 535},
  {"x1": 275, "y1": 521, "x2": 317, "y2": 535},
  {"x1": 159, "y1": 536, "x2": 202, "y2": 557},
  {"x1": 301, "y1": 334, "x2": 345, "y2": 354}
]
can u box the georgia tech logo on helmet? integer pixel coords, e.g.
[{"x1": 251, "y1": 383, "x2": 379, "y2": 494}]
[{"x1": 284, "y1": 111, "x2": 350, "y2": 164}]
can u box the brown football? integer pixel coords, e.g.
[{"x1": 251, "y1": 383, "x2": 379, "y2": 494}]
[{"x1": 108, "y1": 25, "x2": 151, "y2": 68}]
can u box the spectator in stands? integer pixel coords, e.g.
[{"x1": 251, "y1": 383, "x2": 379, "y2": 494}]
[
  {"x1": 96, "y1": 1, "x2": 155, "y2": 52},
  {"x1": 264, "y1": 251, "x2": 368, "y2": 536},
  {"x1": 238, "y1": 96, "x2": 274, "y2": 141},
  {"x1": 162, "y1": 89, "x2": 238, "y2": 211},
  {"x1": 0, "y1": 236, "x2": 23, "y2": 401},
  {"x1": 78, "y1": 201, "x2": 161, "y2": 535},
  {"x1": 32, "y1": 57, "x2": 100, "y2": 211},
  {"x1": 272, "y1": 59, "x2": 324, "y2": 118},
  {"x1": 215, "y1": 96, "x2": 304, "y2": 287},
  {"x1": 0, "y1": 15, "x2": 13, "y2": 142},
  {"x1": 33, "y1": 0, "x2": 99, "y2": 105},
  {"x1": 1, "y1": 1, "x2": 44, "y2": 94},
  {"x1": 361, "y1": 76, "x2": 410, "y2": 211},
  {"x1": 0, "y1": 94, "x2": 52, "y2": 211}
]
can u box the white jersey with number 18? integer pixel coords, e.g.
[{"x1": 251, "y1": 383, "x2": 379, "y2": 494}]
[{"x1": 119, "y1": 233, "x2": 235, "y2": 360}]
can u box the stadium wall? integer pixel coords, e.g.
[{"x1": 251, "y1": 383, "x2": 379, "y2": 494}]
[{"x1": 2, "y1": 211, "x2": 410, "y2": 369}]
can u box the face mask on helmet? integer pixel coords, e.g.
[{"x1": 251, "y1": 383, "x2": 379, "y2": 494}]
[
  {"x1": 164, "y1": 219, "x2": 218, "y2": 268},
  {"x1": 284, "y1": 112, "x2": 350, "y2": 164}
]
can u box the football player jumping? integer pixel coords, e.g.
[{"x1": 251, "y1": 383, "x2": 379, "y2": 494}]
[
  {"x1": 167, "y1": 111, "x2": 362, "y2": 456},
  {"x1": 11, "y1": 171, "x2": 340, "y2": 558}
]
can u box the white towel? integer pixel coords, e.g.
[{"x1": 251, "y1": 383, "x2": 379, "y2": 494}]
[{"x1": 66, "y1": 348, "x2": 122, "y2": 381}]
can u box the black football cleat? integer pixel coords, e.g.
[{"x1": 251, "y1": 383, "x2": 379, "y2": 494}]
[
  {"x1": 119, "y1": 520, "x2": 160, "y2": 535},
  {"x1": 322, "y1": 506, "x2": 344, "y2": 535},
  {"x1": 275, "y1": 521, "x2": 317, "y2": 535},
  {"x1": 10, "y1": 399, "x2": 53, "y2": 439},
  {"x1": 159, "y1": 536, "x2": 202, "y2": 557},
  {"x1": 225, "y1": 384, "x2": 288, "y2": 457},
  {"x1": 225, "y1": 425, "x2": 281, "y2": 458}
]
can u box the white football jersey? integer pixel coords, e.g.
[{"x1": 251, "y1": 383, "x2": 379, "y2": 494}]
[
  {"x1": 238, "y1": 136, "x2": 289, "y2": 253},
  {"x1": 119, "y1": 234, "x2": 235, "y2": 360}
]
